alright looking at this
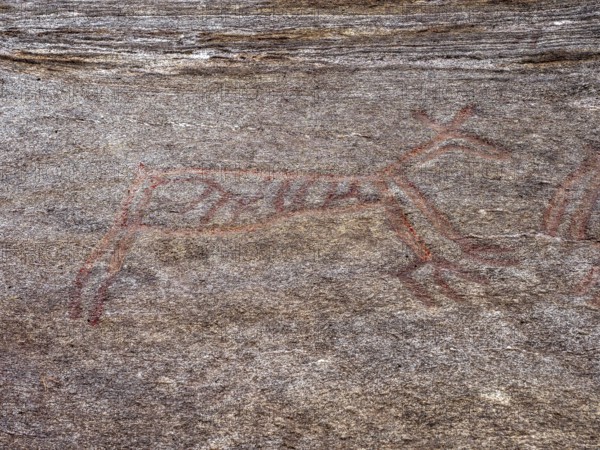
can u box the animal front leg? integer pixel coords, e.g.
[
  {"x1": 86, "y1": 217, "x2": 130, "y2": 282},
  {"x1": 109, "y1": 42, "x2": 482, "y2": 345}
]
[
  {"x1": 383, "y1": 203, "x2": 438, "y2": 306},
  {"x1": 388, "y1": 175, "x2": 516, "y2": 267},
  {"x1": 384, "y1": 202, "x2": 432, "y2": 262},
  {"x1": 384, "y1": 203, "x2": 491, "y2": 306},
  {"x1": 395, "y1": 254, "x2": 492, "y2": 307}
]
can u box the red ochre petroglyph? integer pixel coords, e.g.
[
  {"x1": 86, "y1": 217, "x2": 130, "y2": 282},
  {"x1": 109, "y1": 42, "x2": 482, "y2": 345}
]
[
  {"x1": 70, "y1": 105, "x2": 513, "y2": 325},
  {"x1": 542, "y1": 146, "x2": 600, "y2": 307}
]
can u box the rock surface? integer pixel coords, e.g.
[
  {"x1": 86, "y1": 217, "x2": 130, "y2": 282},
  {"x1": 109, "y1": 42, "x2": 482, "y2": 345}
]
[{"x1": 0, "y1": 1, "x2": 599, "y2": 448}]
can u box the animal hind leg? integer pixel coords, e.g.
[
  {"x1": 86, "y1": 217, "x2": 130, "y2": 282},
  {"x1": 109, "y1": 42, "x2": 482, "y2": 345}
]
[
  {"x1": 84, "y1": 178, "x2": 162, "y2": 325},
  {"x1": 69, "y1": 164, "x2": 149, "y2": 319},
  {"x1": 86, "y1": 226, "x2": 140, "y2": 325}
]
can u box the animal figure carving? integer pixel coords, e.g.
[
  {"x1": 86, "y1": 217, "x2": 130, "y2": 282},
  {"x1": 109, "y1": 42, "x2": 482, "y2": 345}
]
[
  {"x1": 70, "y1": 105, "x2": 513, "y2": 325},
  {"x1": 542, "y1": 146, "x2": 600, "y2": 307}
]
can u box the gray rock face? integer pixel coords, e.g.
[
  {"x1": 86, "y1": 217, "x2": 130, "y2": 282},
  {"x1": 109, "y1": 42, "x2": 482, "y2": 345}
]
[{"x1": 1, "y1": 1, "x2": 599, "y2": 448}]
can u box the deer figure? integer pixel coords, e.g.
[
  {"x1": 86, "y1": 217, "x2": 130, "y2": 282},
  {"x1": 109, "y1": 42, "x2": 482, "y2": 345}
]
[{"x1": 70, "y1": 105, "x2": 513, "y2": 325}]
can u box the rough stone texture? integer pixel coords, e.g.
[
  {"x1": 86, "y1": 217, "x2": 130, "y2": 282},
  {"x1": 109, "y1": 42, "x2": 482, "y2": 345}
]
[{"x1": 0, "y1": 1, "x2": 599, "y2": 448}]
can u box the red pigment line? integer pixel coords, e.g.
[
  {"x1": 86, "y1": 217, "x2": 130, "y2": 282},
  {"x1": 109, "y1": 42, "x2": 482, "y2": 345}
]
[
  {"x1": 397, "y1": 121, "x2": 507, "y2": 169},
  {"x1": 70, "y1": 225, "x2": 128, "y2": 319},
  {"x1": 577, "y1": 266, "x2": 600, "y2": 295},
  {"x1": 176, "y1": 177, "x2": 230, "y2": 222},
  {"x1": 180, "y1": 186, "x2": 214, "y2": 215},
  {"x1": 333, "y1": 181, "x2": 361, "y2": 204},
  {"x1": 70, "y1": 165, "x2": 149, "y2": 319},
  {"x1": 275, "y1": 179, "x2": 292, "y2": 212},
  {"x1": 77, "y1": 106, "x2": 514, "y2": 321},
  {"x1": 455, "y1": 240, "x2": 519, "y2": 267},
  {"x1": 450, "y1": 133, "x2": 509, "y2": 160},
  {"x1": 384, "y1": 201, "x2": 432, "y2": 262},
  {"x1": 391, "y1": 173, "x2": 462, "y2": 242},
  {"x1": 291, "y1": 177, "x2": 316, "y2": 210},
  {"x1": 383, "y1": 105, "x2": 503, "y2": 173},
  {"x1": 198, "y1": 191, "x2": 232, "y2": 225},
  {"x1": 152, "y1": 166, "x2": 376, "y2": 183},
  {"x1": 87, "y1": 258, "x2": 127, "y2": 326},
  {"x1": 88, "y1": 272, "x2": 116, "y2": 326},
  {"x1": 411, "y1": 110, "x2": 447, "y2": 133},
  {"x1": 73, "y1": 169, "x2": 146, "y2": 277},
  {"x1": 412, "y1": 105, "x2": 474, "y2": 133},
  {"x1": 569, "y1": 157, "x2": 600, "y2": 240},
  {"x1": 321, "y1": 181, "x2": 342, "y2": 208},
  {"x1": 395, "y1": 135, "x2": 448, "y2": 166},
  {"x1": 569, "y1": 177, "x2": 600, "y2": 240},
  {"x1": 396, "y1": 269, "x2": 436, "y2": 307},
  {"x1": 379, "y1": 179, "x2": 432, "y2": 261},
  {"x1": 119, "y1": 169, "x2": 150, "y2": 226},
  {"x1": 434, "y1": 270, "x2": 465, "y2": 303},
  {"x1": 142, "y1": 173, "x2": 233, "y2": 211},
  {"x1": 230, "y1": 179, "x2": 272, "y2": 221},
  {"x1": 448, "y1": 104, "x2": 475, "y2": 129},
  {"x1": 398, "y1": 105, "x2": 475, "y2": 164},
  {"x1": 87, "y1": 224, "x2": 142, "y2": 325},
  {"x1": 452, "y1": 236, "x2": 518, "y2": 267},
  {"x1": 418, "y1": 143, "x2": 508, "y2": 165},
  {"x1": 544, "y1": 155, "x2": 597, "y2": 236},
  {"x1": 86, "y1": 179, "x2": 160, "y2": 325},
  {"x1": 573, "y1": 183, "x2": 600, "y2": 241},
  {"x1": 544, "y1": 167, "x2": 588, "y2": 236},
  {"x1": 139, "y1": 203, "x2": 379, "y2": 238},
  {"x1": 329, "y1": 180, "x2": 363, "y2": 207},
  {"x1": 434, "y1": 258, "x2": 489, "y2": 284},
  {"x1": 85, "y1": 183, "x2": 158, "y2": 324},
  {"x1": 87, "y1": 183, "x2": 157, "y2": 323},
  {"x1": 168, "y1": 176, "x2": 228, "y2": 215}
]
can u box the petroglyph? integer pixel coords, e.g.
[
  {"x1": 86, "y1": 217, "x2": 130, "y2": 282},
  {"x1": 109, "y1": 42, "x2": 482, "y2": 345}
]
[{"x1": 70, "y1": 105, "x2": 513, "y2": 325}]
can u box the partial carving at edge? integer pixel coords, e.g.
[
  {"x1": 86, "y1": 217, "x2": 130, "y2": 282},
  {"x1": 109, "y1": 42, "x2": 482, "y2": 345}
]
[{"x1": 542, "y1": 146, "x2": 600, "y2": 307}]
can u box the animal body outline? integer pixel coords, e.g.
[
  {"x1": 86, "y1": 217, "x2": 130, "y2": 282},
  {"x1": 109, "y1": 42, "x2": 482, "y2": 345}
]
[{"x1": 70, "y1": 105, "x2": 513, "y2": 325}]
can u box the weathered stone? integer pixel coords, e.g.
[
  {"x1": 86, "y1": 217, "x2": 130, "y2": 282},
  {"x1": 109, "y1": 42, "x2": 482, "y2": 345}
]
[{"x1": 0, "y1": 1, "x2": 598, "y2": 448}]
